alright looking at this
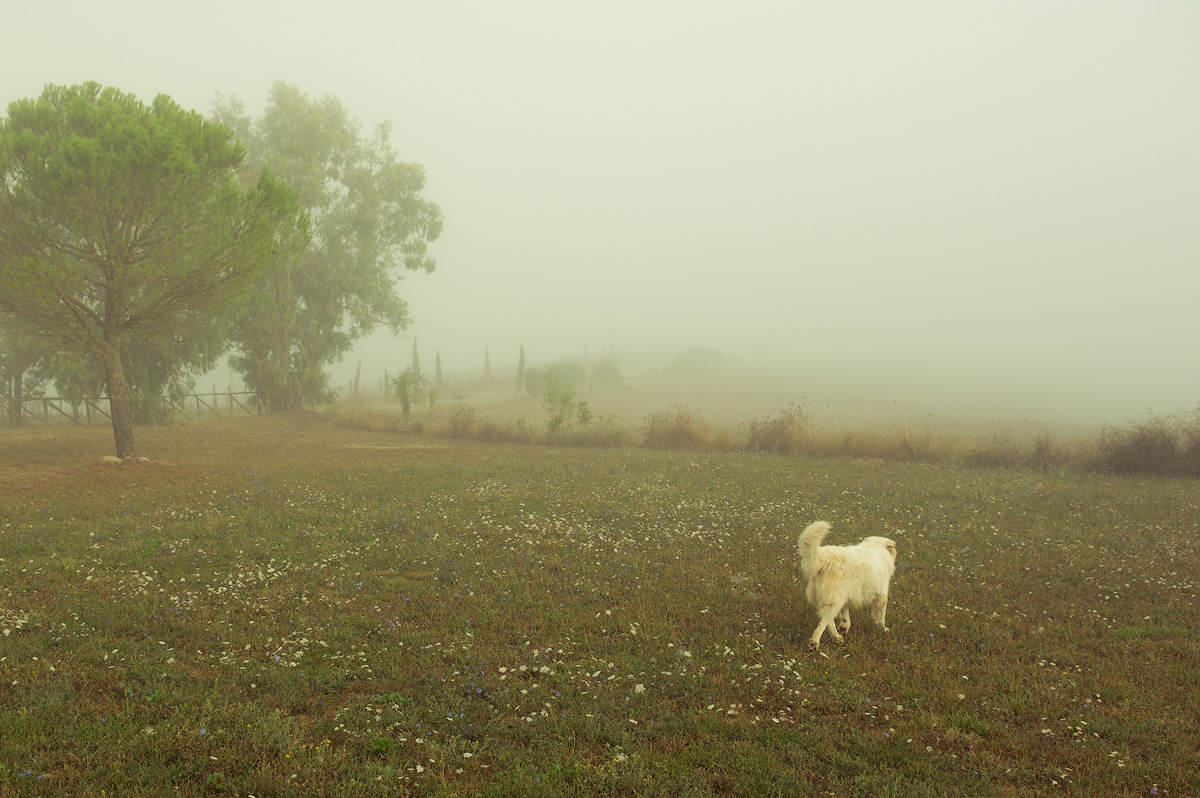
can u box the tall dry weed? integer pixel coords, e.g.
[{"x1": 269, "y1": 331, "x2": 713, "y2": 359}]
[
  {"x1": 643, "y1": 405, "x2": 733, "y2": 452},
  {"x1": 746, "y1": 405, "x2": 813, "y2": 455},
  {"x1": 1092, "y1": 406, "x2": 1200, "y2": 477}
]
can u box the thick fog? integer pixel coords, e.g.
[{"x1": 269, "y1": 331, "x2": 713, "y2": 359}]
[{"x1": 4, "y1": 2, "x2": 1198, "y2": 426}]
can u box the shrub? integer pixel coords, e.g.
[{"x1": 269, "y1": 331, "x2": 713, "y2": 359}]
[
  {"x1": 445, "y1": 405, "x2": 475, "y2": 439},
  {"x1": 541, "y1": 369, "x2": 580, "y2": 435},
  {"x1": 590, "y1": 359, "x2": 623, "y2": 390},
  {"x1": 1181, "y1": 408, "x2": 1200, "y2": 476},
  {"x1": 576, "y1": 401, "x2": 593, "y2": 426},
  {"x1": 877, "y1": 416, "x2": 953, "y2": 463},
  {"x1": 324, "y1": 403, "x2": 404, "y2": 434},
  {"x1": 643, "y1": 406, "x2": 732, "y2": 451},
  {"x1": 1029, "y1": 432, "x2": 1072, "y2": 472},
  {"x1": 566, "y1": 416, "x2": 627, "y2": 449},
  {"x1": 962, "y1": 432, "x2": 1025, "y2": 470},
  {"x1": 671, "y1": 346, "x2": 721, "y2": 374},
  {"x1": 481, "y1": 417, "x2": 534, "y2": 445},
  {"x1": 392, "y1": 367, "x2": 425, "y2": 418},
  {"x1": 1090, "y1": 408, "x2": 1200, "y2": 477},
  {"x1": 746, "y1": 405, "x2": 812, "y2": 455},
  {"x1": 130, "y1": 391, "x2": 175, "y2": 425},
  {"x1": 550, "y1": 361, "x2": 587, "y2": 386},
  {"x1": 523, "y1": 366, "x2": 545, "y2": 397}
]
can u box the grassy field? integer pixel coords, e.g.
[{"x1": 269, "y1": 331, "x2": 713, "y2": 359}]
[{"x1": 0, "y1": 413, "x2": 1197, "y2": 796}]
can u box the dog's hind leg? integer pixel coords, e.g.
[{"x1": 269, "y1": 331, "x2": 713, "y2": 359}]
[
  {"x1": 835, "y1": 606, "x2": 852, "y2": 637},
  {"x1": 809, "y1": 604, "x2": 845, "y2": 651},
  {"x1": 871, "y1": 596, "x2": 889, "y2": 633}
]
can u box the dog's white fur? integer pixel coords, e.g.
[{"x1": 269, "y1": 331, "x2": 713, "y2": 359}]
[{"x1": 798, "y1": 521, "x2": 897, "y2": 650}]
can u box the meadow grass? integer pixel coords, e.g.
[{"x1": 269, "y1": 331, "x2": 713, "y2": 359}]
[{"x1": 0, "y1": 413, "x2": 1197, "y2": 796}]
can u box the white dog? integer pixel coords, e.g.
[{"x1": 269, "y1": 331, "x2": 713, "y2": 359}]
[{"x1": 798, "y1": 521, "x2": 897, "y2": 651}]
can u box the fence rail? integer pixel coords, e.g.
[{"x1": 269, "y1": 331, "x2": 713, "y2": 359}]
[{"x1": 1, "y1": 391, "x2": 261, "y2": 428}]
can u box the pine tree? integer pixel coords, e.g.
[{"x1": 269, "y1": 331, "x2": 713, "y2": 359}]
[
  {"x1": 0, "y1": 83, "x2": 303, "y2": 456},
  {"x1": 412, "y1": 338, "x2": 421, "y2": 379}
]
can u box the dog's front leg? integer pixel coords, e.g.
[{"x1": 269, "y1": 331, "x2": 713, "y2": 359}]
[{"x1": 836, "y1": 607, "x2": 852, "y2": 637}]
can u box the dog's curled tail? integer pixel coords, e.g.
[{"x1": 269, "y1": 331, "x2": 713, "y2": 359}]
[{"x1": 797, "y1": 521, "x2": 832, "y2": 577}]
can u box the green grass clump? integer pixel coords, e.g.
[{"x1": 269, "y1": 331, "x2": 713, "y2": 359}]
[{"x1": 3, "y1": 415, "x2": 1196, "y2": 795}]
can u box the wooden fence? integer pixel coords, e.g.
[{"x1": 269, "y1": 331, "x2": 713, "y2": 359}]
[{"x1": 1, "y1": 391, "x2": 261, "y2": 428}]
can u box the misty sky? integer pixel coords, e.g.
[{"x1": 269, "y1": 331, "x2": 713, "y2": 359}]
[{"x1": 3, "y1": 2, "x2": 1198, "y2": 425}]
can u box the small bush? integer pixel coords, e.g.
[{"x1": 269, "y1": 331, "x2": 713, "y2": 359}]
[
  {"x1": 392, "y1": 368, "x2": 426, "y2": 418},
  {"x1": 1091, "y1": 408, "x2": 1200, "y2": 477},
  {"x1": 550, "y1": 361, "x2": 587, "y2": 386},
  {"x1": 445, "y1": 405, "x2": 475, "y2": 439},
  {"x1": 671, "y1": 346, "x2": 721, "y2": 374},
  {"x1": 591, "y1": 359, "x2": 624, "y2": 390},
  {"x1": 130, "y1": 391, "x2": 176, "y2": 425},
  {"x1": 576, "y1": 401, "x2": 593, "y2": 426},
  {"x1": 962, "y1": 432, "x2": 1025, "y2": 470},
  {"x1": 746, "y1": 405, "x2": 812, "y2": 455},
  {"x1": 878, "y1": 417, "x2": 953, "y2": 463},
  {"x1": 325, "y1": 403, "x2": 405, "y2": 434},
  {"x1": 565, "y1": 414, "x2": 627, "y2": 448},
  {"x1": 1181, "y1": 409, "x2": 1200, "y2": 476},
  {"x1": 643, "y1": 406, "x2": 732, "y2": 452},
  {"x1": 523, "y1": 366, "x2": 546, "y2": 397},
  {"x1": 1029, "y1": 432, "x2": 1073, "y2": 472},
  {"x1": 541, "y1": 370, "x2": 579, "y2": 435}
]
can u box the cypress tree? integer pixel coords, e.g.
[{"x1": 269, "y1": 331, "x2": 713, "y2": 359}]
[{"x1": 516, "y1": 343, "x2": 525, "y2": 397}]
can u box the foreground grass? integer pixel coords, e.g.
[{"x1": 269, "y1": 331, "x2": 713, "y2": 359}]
[{"x1": 1, "y1": 415, "x2": 1197, "y2": 796}]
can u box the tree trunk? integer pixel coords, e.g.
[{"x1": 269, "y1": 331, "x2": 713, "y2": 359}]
[
  {"x1": 8, "y1": 370, "x2": 23, "y2": 428},
  {"x1": 101, "y1": 340, "x2": 138, "y2": 459}
]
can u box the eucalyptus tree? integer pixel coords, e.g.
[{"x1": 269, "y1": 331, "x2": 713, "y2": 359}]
[
  {"x1": 212, "y1": 82, "x2": 443, "y2": 410},
  {"x1": 0, "y1": 82, "x2": 305, "y2": 457}
]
